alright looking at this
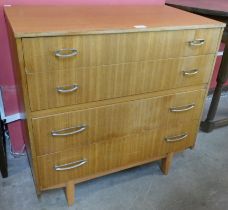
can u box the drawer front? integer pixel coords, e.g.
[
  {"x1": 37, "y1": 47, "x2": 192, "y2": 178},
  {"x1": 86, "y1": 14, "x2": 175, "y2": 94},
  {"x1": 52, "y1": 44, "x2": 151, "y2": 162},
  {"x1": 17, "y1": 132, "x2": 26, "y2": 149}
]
[
  {"x1": 37, "y1": 120, "x2": 198, "y2": 189},
  {"x1": 27, "y1": 55, "x2": 214, "y2": 111},
  {"x1": 23, "y1": 28, "x2": 220, "y2": 73},
  {"x1": 32, "y1": 89, "x2": 205, "y2": 155}
]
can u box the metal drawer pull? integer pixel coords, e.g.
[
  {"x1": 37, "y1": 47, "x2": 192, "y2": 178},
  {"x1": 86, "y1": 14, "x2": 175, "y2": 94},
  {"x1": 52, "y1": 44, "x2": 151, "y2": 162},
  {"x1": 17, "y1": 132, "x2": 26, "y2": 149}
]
[
  {"x1": 56, "y1": 84, "x2": 79, "y2": 93},
  {"x1": 54, "y1": 159, "x2": 87, "y2": 171},
  {"x1": 189, "y1": 39, "x2": 205, "y2": 46},
  {"x1": 170, "y1": 103, "x2": 195, "y2": 112},
  {"x1": 165, "y1": 133, "x2": 188, "y2": 142},
  {"x1": 54, "y1": 48, "x2": 78, "y2": 58},
  {"x1": 51, "y1": 125, "x2": 87, "y2": 137},
  {"x1": 183, "y1": 69, "x2": 199, "y2": 76}
]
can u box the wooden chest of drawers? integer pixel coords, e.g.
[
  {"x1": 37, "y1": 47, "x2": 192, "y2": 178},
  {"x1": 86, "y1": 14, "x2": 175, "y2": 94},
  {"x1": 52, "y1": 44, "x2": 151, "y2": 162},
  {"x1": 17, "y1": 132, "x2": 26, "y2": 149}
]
[{"x1": 4, "y1": 5, "x2": 225, "y2": 206}]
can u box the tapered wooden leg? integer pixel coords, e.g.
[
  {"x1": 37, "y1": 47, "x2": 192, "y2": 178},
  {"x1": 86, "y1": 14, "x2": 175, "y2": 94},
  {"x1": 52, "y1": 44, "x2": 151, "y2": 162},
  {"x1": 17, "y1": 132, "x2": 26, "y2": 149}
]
[
  {"x1": 36, "y1": 190, "x2": 41, "y2": 200},
  {"x1": 65, "y1": 181, "x2": 75, "y2": 206},
  {"x1": 190, "y1": 144, "x2": 195, "y2": 150},
  {"x1": 161, "y1": 153, "x2": 173, "y2": 175}
]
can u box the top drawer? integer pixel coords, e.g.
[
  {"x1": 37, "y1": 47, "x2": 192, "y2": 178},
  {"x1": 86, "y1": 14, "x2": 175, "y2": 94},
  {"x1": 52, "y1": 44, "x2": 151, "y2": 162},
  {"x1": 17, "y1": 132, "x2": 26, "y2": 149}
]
[{"x1": 22, "y1": 28, "x2": 221, "y2": 73}]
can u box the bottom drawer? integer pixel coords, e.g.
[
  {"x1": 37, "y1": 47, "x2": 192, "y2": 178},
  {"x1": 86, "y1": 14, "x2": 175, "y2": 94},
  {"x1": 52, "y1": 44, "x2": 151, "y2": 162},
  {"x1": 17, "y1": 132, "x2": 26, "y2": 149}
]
[{"x1": 37, "y1": 120, "x2": 199, "y2": 189}]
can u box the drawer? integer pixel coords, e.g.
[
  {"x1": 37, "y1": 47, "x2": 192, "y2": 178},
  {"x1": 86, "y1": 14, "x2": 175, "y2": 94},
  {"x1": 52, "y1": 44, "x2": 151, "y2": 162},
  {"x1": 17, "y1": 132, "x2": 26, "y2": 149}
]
[
  {"x1": 23, "y1": 28, "x2": 220, "y2": 73},
  {"x1": 37, "y1": 120, "x2": 198, "y2": 189},
  {"x1": 27, "y1": 55, "x2": 214, "y2": 111},
  {"x1": 32, "y1": 89, "x2": 205, "y2": 155}
]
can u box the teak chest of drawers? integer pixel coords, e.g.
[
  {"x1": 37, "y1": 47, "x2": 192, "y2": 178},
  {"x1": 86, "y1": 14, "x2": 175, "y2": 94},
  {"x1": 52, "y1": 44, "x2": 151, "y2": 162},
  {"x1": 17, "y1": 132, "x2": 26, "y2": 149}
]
[{"x1": 4, "y1": 5, "x2": 225, "y2": 206}]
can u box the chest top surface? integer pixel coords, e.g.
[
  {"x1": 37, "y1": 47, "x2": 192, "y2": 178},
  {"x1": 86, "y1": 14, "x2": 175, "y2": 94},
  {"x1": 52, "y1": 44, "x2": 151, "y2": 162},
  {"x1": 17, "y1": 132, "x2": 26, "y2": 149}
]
[{"x1": 4, "y1": 5, "x2": 225, "y2": 38}]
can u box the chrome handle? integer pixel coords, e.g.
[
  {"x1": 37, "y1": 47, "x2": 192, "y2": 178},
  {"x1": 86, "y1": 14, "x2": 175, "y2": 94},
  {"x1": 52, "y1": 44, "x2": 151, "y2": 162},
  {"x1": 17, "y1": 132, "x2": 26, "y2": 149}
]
[
  {"x1": 56, "y1": 84, "x2": 79, "y2": 93},
  {"x1": 165, "y1": 133, "x2": 188, "y2": 142},
  {"x1": 54, "y1": 48, "x2": 78, "y2": 58},
  {"x1": 54, "y1": 159, "x2": 87, "y2": 171},
  {"x1": 189, "y1": 39, "x2": 205, "y2": 46},
  {"x1": 183, "y1": 69, "x2": 199, "y2": 76},
  {"x1": 51, "y1": 124, "x2": 87, "y2": 137},
  {"x1": 170, "y1": 103, "x2": 195, "y2": 112}
]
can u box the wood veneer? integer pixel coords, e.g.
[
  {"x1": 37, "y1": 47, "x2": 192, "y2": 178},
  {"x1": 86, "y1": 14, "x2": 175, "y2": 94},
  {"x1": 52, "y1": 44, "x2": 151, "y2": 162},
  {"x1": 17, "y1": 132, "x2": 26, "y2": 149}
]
[
  {"x1": 22, "y1": 29, "x2": 220, "y2": 73},
  {"x1": 4, "y1": 5, "x2": 224, "y2": 206},
  {"x1": 27, "y1": 55, "x2": 213, "y2": 111},
  {"x1": 33, "y1": 89, "x2": 205, "y2": 155},
  {"x1": 37, "y1": 120, "x2": 198, "y2": 189},
  {"x1": 4, "y1": 5, "x2": 224, "y2": 37}
]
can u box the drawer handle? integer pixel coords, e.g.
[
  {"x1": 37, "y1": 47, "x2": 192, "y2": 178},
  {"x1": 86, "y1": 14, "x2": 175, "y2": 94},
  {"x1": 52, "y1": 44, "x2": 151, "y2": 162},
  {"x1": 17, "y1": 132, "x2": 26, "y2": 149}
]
[
  {"x1": 165, "y1": 133, "x2": 188, "y2": 142},
  {"x1": 51, "y1": 125, "x2": 87, "y2": 137},
  {"x1": 170, "y1": 103, "x2": 195, "y2": 112},
  {"x1": 56, "y1": 84, "x2": 79, "y2": 93},
  {"x1": 54, "y1": 48, "x2": 78, "y2": 58},
  {"x1": 183, "y1": 69, "x2": 199, "y2": 76},
  {"x1": 54, "y1": 159, "x2": 87, "y2": 171},
  {"x1": 189, "y1": 39, "x2": 205, "y2": 46}
]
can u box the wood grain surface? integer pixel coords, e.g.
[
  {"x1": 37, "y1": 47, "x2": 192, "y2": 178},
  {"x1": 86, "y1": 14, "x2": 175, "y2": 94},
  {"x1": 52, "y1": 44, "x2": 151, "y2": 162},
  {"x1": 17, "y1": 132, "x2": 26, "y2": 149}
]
[
  {"x1": 32, "y1": 89, "x2": 205, "y2": 155},
  {"x1": 4, "y1": 5, "x2": 224, "y2": 204},
  {"x1": 4, "y1": 5, "x2": 224, "y2": 38},
  {"x1": 22, "y1": 28, "x2": 221, "y2": 74},
  {"x1": 26, "y1": 55, "x2": 213, "y2": 111},
  {"x1": 29, "y1": 85, "x2": 208, "y2": 118},
  {"x1": 37, "y1": 120, "x2": 198, "y2": 189}
]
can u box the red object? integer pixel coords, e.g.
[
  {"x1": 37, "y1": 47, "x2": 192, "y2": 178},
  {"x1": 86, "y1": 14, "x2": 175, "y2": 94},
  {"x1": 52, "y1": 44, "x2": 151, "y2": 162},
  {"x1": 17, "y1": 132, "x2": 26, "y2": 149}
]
[
  {"x1": 210, "y1": 43, "x2": 228, "y2": 90},
  {"x1": 8, "y1": 121, "x2": 25, "y2": 152}
]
